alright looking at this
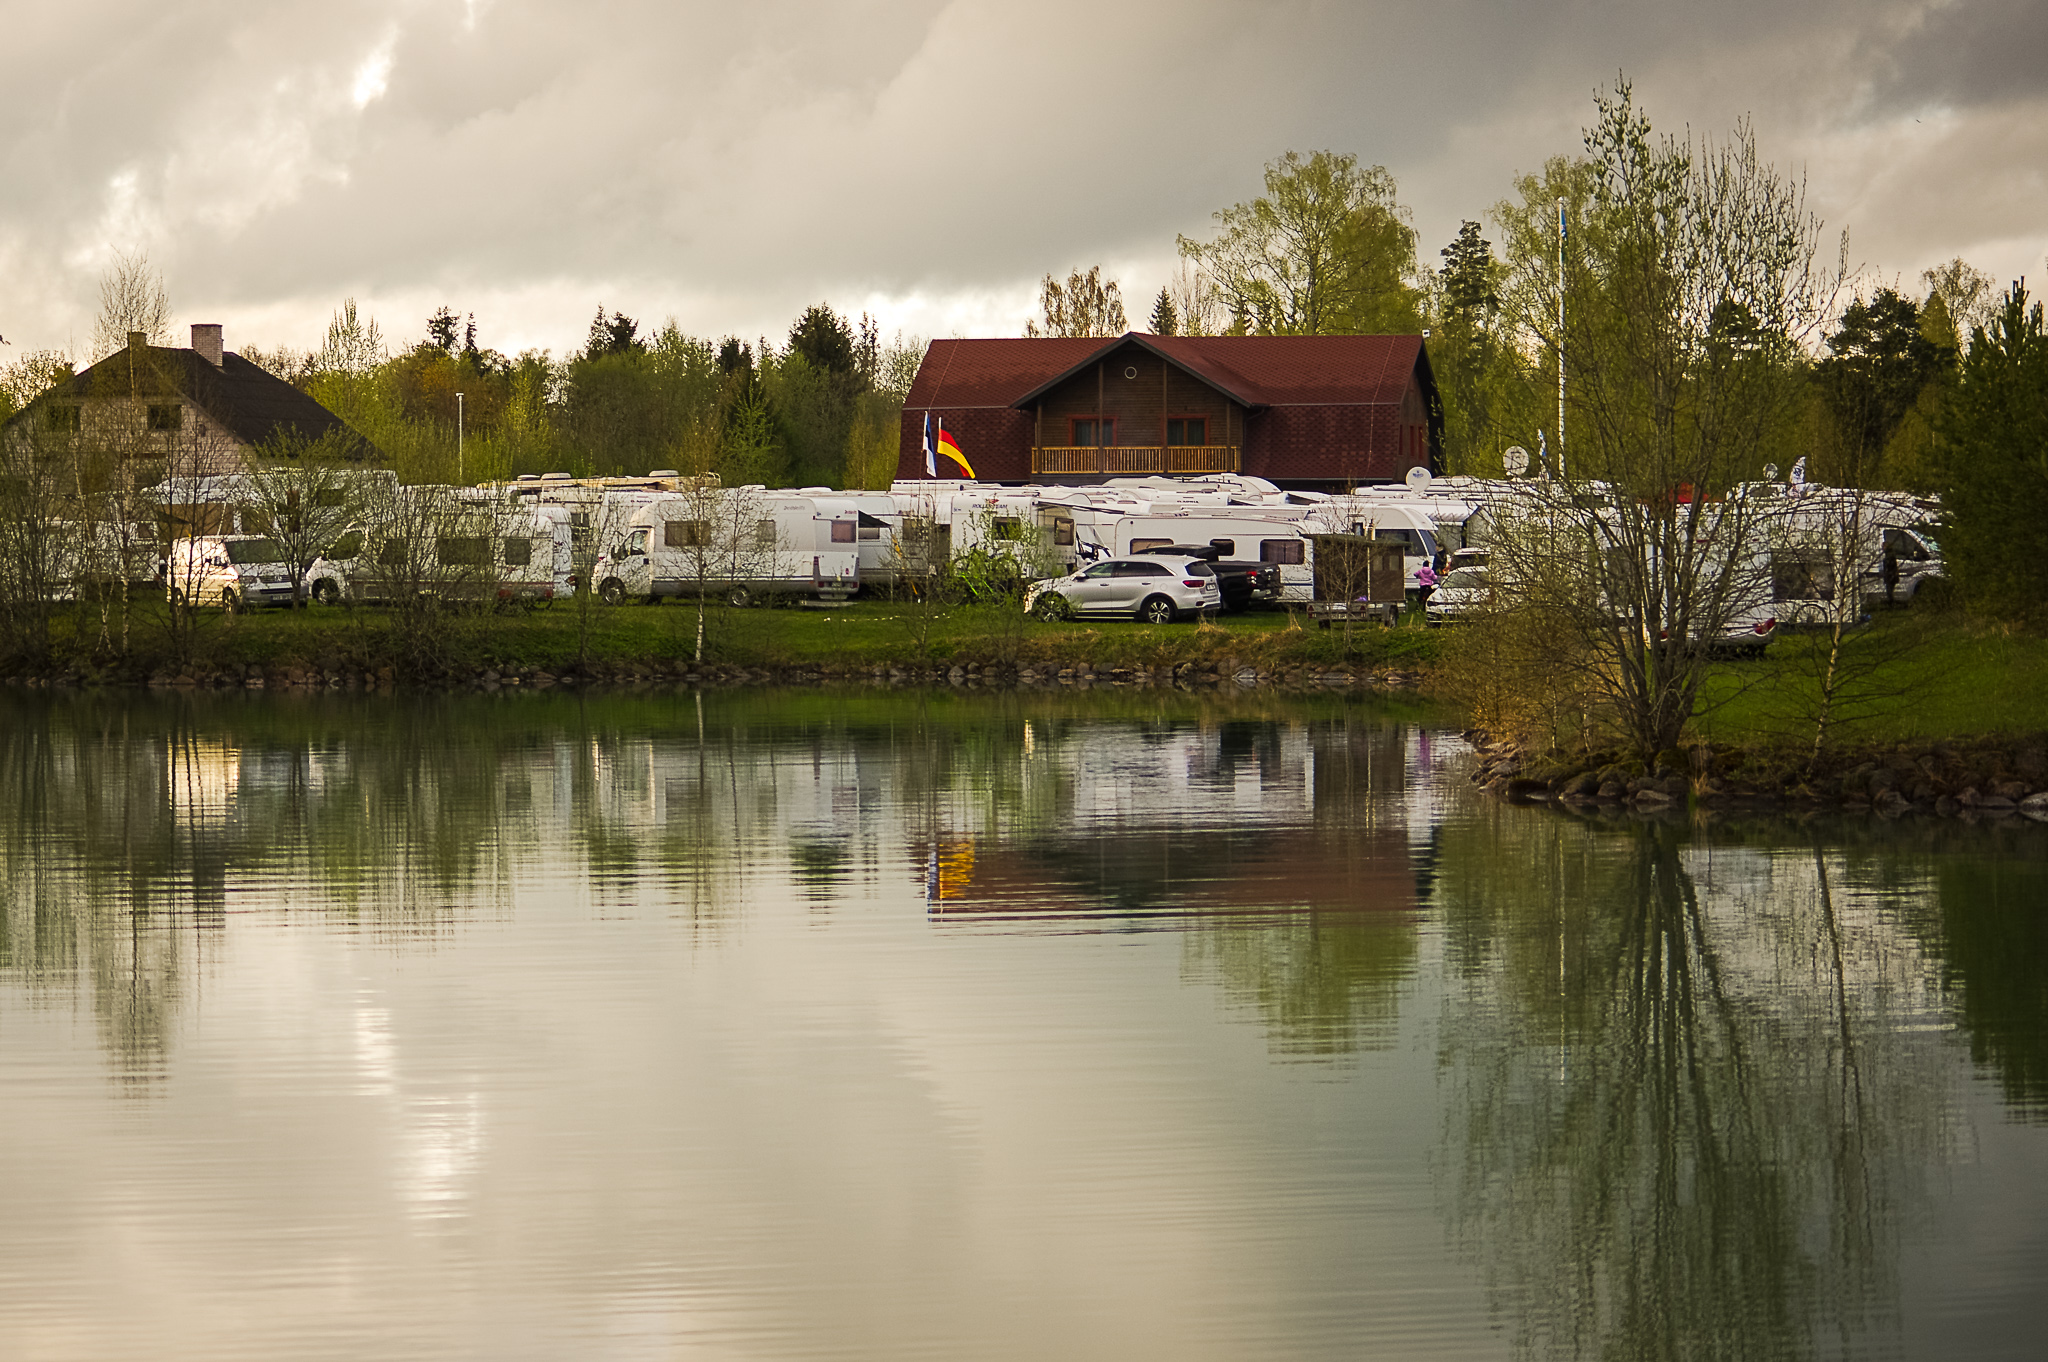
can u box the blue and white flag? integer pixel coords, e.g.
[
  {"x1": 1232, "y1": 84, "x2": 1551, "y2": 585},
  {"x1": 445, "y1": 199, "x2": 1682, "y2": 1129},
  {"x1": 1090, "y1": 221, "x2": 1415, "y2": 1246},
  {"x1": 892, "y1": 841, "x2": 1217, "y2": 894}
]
[
  {"x1": 922, "y1": 412, "x2": 937, "y2": 478},
  {"x1": 1789, "y1": 455, "x2": 1807, "y2": 496}
]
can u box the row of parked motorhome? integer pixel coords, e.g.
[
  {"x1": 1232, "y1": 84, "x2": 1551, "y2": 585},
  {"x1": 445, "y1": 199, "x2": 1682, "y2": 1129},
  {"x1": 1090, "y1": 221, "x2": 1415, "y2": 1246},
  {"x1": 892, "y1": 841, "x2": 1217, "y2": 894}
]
[{"x1": 49, "y1": 469, "x2": 1941, "y2": 633}]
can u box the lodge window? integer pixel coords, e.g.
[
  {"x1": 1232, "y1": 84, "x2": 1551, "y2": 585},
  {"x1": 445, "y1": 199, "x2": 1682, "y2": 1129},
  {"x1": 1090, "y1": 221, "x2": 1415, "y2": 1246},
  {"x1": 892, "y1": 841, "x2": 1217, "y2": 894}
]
[
  {"x1": 1070, "y1": 416, "x2": 1116, "y2": 447},
  {"x1": 1260, "y1": 539, "x2": 1305, "y2": 565},
  {"x1": 665, "y1": 519, "x2": 708, "y2": 548},
  {"x1": 46, "y1": 405, "x2": 80, "y2": 432},
  {"x1": 148, "y1": 404, "x2": 182, "y2": 432},
  {"x1": 1165, "y1": 417, "x2": 1207, "y2": 446}
]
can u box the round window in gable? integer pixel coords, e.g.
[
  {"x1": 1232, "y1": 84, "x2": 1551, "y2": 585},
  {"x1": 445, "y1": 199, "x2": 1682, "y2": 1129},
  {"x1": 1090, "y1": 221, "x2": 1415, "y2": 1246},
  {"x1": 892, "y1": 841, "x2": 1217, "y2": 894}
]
[{"x1": 1124, "y1": 366, "x2": 1138, "y2": 379}]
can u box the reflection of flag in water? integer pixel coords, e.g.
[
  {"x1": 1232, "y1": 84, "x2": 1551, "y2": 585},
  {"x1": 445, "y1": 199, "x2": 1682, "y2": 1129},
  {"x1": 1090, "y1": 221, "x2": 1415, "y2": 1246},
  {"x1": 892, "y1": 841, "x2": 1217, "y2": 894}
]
[
  {"x1": 937, "y1": 422, "x2": 975, "y2": 479},
  {"x1": 923, "y1": 840, "x2": 977, "y2": 907}
]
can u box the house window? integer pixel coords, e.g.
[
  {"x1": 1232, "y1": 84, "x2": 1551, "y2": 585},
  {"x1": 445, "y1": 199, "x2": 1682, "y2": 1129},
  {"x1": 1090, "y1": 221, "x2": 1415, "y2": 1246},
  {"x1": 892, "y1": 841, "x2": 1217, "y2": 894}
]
[
  {"x1": 148, "y1": 404, "x2": 182, "y2": 432},
  {"x1": 46, "y1": 405, "x2": 81, "y2": 432},
  {"x1": 665, "y1": 519, "x2": 708, "y2": 548},
  {"x1": 1260, "y1": 539, "x2": 1305, "y2": 565},
  {"x1": 830, "y1": 520, "x2": 856, "y2": 544},
  {"x1": 1070, "y1": 416, "x2": 1116, "y2": 447},
  {"x1": 1165, "y1": 417, "x2": 1207, "y2": 446}
]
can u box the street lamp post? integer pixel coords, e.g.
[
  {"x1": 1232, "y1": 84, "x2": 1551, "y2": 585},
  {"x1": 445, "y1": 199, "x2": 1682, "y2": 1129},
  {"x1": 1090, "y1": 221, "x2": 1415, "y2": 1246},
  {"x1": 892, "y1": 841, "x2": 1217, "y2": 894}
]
[{"x1": 456, "y1": 392, "x2": 465, "y2": 484}]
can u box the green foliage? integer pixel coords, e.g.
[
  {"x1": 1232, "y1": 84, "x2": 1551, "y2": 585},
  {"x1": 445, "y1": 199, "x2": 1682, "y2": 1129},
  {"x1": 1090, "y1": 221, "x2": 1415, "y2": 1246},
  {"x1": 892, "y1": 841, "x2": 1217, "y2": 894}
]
[
  {"x1": 1177, "y1": 149, "x2": 1424, "y2": 336},
  {"x1": 1937, "y1": 281, "x2": 2048, "y2": 625},
  {"x1": 1814, "y1": 288, "x2": 1949, "y2": 486}
]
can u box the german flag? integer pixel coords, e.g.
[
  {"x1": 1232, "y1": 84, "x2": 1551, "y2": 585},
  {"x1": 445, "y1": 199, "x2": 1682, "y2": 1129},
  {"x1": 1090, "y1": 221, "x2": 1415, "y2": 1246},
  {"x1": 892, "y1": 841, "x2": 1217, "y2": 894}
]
[{"x1": 936, "y1": 424, "x2": 975, "y2": 479}]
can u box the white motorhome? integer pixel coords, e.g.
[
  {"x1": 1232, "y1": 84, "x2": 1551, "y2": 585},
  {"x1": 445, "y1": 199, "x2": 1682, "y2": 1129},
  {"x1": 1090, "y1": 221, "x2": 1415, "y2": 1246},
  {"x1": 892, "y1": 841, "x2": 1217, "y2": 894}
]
[
  {"x1": 302, "y1": 493, "x2": 558, "y2": 605},
  {"x1": 591, "y1": 492, "x2": 860, "y2": 605},
  {"x1": 1749, "y1": 486, "x2": 1945, "y2": 626}
]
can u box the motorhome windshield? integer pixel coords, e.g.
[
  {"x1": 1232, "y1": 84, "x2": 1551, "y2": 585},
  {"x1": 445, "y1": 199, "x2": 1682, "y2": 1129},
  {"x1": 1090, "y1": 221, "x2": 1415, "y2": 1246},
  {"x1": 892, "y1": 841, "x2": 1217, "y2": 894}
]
[{"x1": 225, "y1": 539, "x2": 283, "y2": 565}]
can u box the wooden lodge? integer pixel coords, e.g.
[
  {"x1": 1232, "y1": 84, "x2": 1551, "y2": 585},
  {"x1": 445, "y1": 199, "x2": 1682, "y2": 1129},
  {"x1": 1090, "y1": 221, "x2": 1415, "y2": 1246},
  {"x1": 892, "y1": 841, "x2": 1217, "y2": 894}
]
[{"x1": 897, "y1": 332, "x2": 1441, "y2": 490}]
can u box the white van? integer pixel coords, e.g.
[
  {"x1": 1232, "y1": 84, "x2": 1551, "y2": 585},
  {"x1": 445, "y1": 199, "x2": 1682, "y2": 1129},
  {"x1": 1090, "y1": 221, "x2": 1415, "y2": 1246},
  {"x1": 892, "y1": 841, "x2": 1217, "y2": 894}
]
[{"x1": 165, "y1": 535, "x2": 298, "y2": 611}]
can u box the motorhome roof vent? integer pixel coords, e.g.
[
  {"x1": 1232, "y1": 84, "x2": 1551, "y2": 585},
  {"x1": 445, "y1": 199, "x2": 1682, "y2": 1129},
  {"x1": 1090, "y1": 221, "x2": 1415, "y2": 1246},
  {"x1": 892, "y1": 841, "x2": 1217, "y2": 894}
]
[
  {"x1": 647, "y1": 469, "x2": 678, "y2": 479},
  {"x1": 799, "y1": 486, "x2": 831, "y2": 495},
  {"x1": 516, "y1": 474, "x2": 540, "y2": 482},
  {"x1": 540, "y1": 472, "x2": 572, "y2": 481}
]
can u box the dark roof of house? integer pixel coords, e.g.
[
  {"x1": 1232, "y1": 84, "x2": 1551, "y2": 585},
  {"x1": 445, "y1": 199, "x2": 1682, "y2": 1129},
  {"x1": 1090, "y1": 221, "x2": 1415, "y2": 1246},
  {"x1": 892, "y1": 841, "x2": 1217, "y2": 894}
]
[
  {"x1": 905, "y1": 333, "x2": 1430, "y2": 412},
  {"x1": 20, "y1": 344, "x2": 370, "y2": 453}
]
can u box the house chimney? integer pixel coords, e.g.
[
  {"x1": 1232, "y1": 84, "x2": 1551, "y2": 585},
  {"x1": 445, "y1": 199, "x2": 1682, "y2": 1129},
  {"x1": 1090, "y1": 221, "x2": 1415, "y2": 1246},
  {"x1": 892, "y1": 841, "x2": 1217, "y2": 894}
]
[
  {"x1": 128, "y1": 330, "x2": 146, "y2": 350},
  {"x1": 191, "y1": 323, "x2": 224, "y2": 367}
]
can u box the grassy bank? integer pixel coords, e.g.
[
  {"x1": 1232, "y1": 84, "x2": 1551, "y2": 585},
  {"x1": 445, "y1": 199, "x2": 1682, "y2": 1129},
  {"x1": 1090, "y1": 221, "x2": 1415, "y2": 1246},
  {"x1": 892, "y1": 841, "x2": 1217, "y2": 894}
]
[
  {"x1": 8, "y1": 596, "x2": 1443, "y2": 685},
  {"x1": 1692, "y1": 612, "x2": 2048, "y2": 747}
]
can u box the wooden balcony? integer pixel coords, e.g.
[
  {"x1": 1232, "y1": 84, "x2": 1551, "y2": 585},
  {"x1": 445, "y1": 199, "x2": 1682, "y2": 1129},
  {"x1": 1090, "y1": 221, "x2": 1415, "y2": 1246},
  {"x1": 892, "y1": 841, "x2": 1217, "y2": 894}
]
[{"x1": 1030, "y1": 445, "x2": 1241, "y2": 476}]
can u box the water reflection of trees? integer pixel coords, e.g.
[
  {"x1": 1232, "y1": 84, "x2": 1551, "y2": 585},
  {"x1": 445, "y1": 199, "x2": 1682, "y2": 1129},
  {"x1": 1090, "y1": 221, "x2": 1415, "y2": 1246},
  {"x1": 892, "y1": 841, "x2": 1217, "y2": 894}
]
[
  {"x1": 1436, "y1": 812, "x2": 1953, "y2": 1360},
  {"x1": 1, "y1": 688, "x2": 1453, "y2": 1078}
]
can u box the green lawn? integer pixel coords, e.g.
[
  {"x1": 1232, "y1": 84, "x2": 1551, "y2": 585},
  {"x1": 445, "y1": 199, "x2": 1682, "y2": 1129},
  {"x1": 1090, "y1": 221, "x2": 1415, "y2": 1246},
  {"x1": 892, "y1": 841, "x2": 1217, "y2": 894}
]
[{"x1": 1692, "y1": 611, "x2": 2048, "y2": 746}]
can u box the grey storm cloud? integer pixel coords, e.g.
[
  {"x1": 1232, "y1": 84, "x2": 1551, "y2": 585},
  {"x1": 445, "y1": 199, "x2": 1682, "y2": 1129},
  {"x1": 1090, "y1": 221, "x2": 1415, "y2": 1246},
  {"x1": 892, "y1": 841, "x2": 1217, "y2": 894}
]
[{"x1": 1, "y1": 0, "x2": 2042, "y2": 360}]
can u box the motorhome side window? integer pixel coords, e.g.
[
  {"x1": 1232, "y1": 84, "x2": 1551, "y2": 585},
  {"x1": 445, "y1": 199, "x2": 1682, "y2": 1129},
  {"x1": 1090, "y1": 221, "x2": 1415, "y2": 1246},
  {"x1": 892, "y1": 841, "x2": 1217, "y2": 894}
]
[
  {"x1": 1051, "y1": 519, "x2": 1074, "y2": 546},
  {"x1": 990, "y1": 518, "x2": 1024, "y2": 541},
  {"x1": 830, "y1": 520, "x2": 855, "y2": 544},
  {"x1": 1374, "y1": 528, "x2": 1422, "y2": 554},
  {"x1": 1130, "y1": 538, "x2": 1172, "y2": 553},
  {"x1": 755, "y1": 520, "x2": 777, "y2": 548},
  {"x1": 1260, "y1": 539, "x2": 1305, "y2": 565},
  {"x1": 665, "y1": 520, "x2": 708, "y2": 548},
  {"x1": 502, "y1": 537, "x2": 533, "y2": 567},
  {"x1": 377, "y1": 539, "x2": 410, "y2": 568}
]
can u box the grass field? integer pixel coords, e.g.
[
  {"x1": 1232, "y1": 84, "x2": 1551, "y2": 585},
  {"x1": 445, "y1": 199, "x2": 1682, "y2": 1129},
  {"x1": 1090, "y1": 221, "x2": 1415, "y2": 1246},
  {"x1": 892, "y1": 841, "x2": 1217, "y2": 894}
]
[{"x1": 1691, "y1": 611, "x2": 2048, "y2": 747}]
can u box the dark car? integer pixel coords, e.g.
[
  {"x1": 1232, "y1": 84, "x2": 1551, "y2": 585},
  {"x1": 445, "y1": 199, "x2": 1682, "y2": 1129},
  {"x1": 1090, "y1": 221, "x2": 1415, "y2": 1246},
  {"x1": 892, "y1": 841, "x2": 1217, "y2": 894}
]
[{"x1": 1143, "y1": 543, "x2": 1280, "y2": 611}]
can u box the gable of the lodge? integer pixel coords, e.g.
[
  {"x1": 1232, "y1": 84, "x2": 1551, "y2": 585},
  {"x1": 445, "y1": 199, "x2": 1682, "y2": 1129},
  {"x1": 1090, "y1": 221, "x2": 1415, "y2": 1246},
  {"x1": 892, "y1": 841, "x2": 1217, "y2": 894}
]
[{"x1": 895, "y1": 333, "x2": 1440, "y2": 490}]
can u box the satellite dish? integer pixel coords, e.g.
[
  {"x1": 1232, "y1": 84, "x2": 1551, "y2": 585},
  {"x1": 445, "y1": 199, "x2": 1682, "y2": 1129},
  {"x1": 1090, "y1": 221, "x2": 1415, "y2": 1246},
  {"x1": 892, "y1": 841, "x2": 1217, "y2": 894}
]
[
  {"x1": 1502, "y1": 446, "x2": 1531, "y2": 478},
  {"x1": 1764, "y1": 462, "x2": 1780, "y2": 481},
  {"x1": 1405, "y1": 466, "x2": 1433, "y2": 494}
]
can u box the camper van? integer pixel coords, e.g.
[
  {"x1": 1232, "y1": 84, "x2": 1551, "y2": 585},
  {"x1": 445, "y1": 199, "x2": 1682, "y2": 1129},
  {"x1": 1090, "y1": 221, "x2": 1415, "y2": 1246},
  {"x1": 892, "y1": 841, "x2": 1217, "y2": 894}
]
[
  {"x1": 591, "y1": 493, "x2": 861, "y2": 605},
  {"x1": 302, "y1": 500, "x2": 558, "y2": 605}
]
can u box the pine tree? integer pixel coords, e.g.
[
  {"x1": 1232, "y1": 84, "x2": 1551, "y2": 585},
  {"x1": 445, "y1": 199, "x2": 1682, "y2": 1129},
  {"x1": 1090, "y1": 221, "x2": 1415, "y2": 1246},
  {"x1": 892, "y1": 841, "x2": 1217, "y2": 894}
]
[{"x1": 1149, "y1": 288, "x2": 1178, "y2": 336}]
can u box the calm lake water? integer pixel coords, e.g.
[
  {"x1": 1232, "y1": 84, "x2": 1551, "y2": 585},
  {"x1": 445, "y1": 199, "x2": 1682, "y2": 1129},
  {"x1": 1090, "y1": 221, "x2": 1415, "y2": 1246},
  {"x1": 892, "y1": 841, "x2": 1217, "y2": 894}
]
[{"x1": 2, "y1": 688, "x2": 2045, "y2": 1361}]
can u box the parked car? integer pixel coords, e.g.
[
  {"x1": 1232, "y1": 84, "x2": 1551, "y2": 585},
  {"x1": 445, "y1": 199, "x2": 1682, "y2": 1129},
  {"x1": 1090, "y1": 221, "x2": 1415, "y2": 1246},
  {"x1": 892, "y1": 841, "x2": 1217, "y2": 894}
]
[
  {"x1": 1139, "y1": 543, "x2": 1281, "y2": 611},
  {"x1": 1023, "y1": 555, "x2": 1222, "y2": 623},
  {"x1": 163, "y1": 535, "x2": 297, "y2": 612},
  {"x1": 1424, "y1": 565, "x2": 1492, "y2": 622}
]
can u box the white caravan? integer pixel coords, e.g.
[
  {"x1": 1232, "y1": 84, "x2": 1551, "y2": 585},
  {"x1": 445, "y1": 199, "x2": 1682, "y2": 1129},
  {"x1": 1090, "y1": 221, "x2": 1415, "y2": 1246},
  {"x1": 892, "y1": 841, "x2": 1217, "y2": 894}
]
[
  {"x1": 302, "y1": 493, "x2": 559, "y2": 605},
  {"x1": 1060, "y1": 509, "x2": 1313, "y2": 602},
  {"x1": 591, "y1": 492, "x2": 860, "y2": 605}
]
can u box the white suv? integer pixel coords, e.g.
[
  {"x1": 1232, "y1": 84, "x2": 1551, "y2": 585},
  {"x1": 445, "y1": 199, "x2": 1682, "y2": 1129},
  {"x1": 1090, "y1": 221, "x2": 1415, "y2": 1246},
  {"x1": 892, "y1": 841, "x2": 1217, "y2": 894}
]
[{"x1": 1024, "y1": 555, "x2": 1222, "y2": 623}]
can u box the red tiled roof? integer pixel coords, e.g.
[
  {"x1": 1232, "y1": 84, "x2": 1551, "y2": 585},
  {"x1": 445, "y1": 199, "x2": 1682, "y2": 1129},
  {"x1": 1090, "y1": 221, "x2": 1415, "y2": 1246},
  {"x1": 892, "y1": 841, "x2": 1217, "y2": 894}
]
[
  {"x1": 906, "y1": 333, "x2": 1426, "y2": 412},
  {"x1": 904, "y1": 338, "x2": 1104, "y2": 409}
]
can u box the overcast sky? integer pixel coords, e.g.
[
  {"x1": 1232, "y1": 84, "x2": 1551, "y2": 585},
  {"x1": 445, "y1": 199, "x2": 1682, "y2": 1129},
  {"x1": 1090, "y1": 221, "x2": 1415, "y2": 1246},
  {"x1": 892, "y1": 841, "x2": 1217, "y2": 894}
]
[{"x1": 3, "y1": 0, "x2": 2043, "y2": 363}]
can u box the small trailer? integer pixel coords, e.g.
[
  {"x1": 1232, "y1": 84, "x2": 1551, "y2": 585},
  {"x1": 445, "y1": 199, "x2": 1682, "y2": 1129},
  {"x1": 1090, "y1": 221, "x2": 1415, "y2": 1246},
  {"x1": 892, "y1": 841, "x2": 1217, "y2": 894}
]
[{"x1": 1305, "y1": 534, "x2": 1408, "y2": 628}]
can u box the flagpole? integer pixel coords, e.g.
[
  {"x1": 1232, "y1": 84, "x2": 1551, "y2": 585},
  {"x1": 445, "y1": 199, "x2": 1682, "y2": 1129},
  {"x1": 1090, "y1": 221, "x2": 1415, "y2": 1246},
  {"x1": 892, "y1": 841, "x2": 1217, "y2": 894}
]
[{"x1": 1557, "y1": 197, "x2": 1567, "y2": 483}]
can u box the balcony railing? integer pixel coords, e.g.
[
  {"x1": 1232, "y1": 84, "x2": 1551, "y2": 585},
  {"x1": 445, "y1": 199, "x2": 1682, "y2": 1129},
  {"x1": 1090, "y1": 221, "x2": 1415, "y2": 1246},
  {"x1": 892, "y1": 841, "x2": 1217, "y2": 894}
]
[{"x1": 1030, "y1": 445, "x2": 1241, "y2": 476}]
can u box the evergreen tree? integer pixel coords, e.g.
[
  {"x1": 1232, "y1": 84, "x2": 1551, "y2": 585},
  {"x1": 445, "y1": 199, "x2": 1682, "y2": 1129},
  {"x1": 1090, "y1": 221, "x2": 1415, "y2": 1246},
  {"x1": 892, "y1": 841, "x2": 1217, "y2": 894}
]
[
  {"x1": 427, "y1": 307, "x2": 461, "y2": 355},
  {"x1": 788, "y1": 304, "x2": 857, "y2": 377},
  {"x1": 1149, "y1": 287, "x2": 1178, "y2": 335},
  {"x1": 1938, "y1": 281, "x2": 2048, "y2": 622},
  {"x1": 1815, "y1": 288, "x2": 1949, "y2": 486}
]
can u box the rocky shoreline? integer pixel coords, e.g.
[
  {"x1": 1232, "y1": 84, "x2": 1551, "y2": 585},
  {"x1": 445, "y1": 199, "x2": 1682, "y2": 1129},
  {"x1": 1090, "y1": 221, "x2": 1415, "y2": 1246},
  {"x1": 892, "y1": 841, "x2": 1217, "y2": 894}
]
[
  {"x1": 3, "y1": 657, "x2": 1433, "y2": 695},
  {"x1": 1468, "y1": 731, "x2": 2048, "y2": 822}
]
